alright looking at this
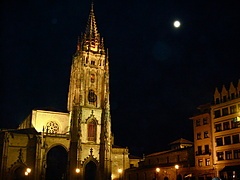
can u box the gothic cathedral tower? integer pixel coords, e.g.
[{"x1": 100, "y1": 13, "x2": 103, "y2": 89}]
[{"x1": 67, "y1": 4, "x2": 112, "y2": 179}]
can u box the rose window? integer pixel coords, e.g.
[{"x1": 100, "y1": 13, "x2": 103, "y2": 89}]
[{"x1": 46, "y1": 121, "x2": 59, "y2": 134}]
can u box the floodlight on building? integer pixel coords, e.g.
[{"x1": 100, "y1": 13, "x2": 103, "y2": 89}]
[
  {"x1": 156, "y1": 167, "x2": 160, "y2": 173},
  {"x1": 175, "y1": 164, "x2": 179, "y2": 169}
]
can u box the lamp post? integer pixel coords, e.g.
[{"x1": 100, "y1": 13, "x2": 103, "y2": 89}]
[
  {"x1": 75, "y1": 168, "x2": 80, "y2": 179},
  {"x1": 118, "y1": 168, "x2": 123, "y2": 180},
  {"x1": 155, "y1": 168, "x2": 160, "y2": 180},
  {"x1": 175, "y1": 165, "x2": 179, "y2": 180},
  {"x1": 75, "y1": 168, "x2": 80, "y2": 173},
  {"x1": 24, "y1": 168, "x2": 31, "y2": 179}
]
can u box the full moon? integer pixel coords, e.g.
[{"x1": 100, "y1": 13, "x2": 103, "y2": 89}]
[{"x1": 173, "y1": 20, "x2": 181, "y2": 28}]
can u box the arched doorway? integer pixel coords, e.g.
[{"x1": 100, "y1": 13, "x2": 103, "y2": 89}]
[
  {"x1": 164, "y1": 177, "x2": 169, "y2": 180},
  {"x1": 177, "y1": 174, "x2": 183, "y2": 180},
  {"x1": 45, "y1": 145, "x2": 68, "y2": 180},
  {"x1": 12, "y1": 166, "x2": 26, "y2": 180},
  {"x1": 84, "y1": 161, "x2": 97, "y2": 180}
]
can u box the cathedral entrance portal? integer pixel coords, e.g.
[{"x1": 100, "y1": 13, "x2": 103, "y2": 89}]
[
  {"x1": 164, "y1": 177, "x2": 169, "y2": 180},
  {"x1": 84, "y1": 161, "x2": 97, "y2": 180},
  {"x1": 45, "y1": 145, "x2": 68, "y2": 180},
  {"x1": 12, "y1": 166, "x2": 26, "y2": 180}
]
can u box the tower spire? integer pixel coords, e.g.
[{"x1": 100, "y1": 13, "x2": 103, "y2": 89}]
[{"x1": 83, "y1": 2, "x2": 101, "y2": 52}]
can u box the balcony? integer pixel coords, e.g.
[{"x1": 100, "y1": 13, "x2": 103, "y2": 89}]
[{"x1": 195, "y1": 150, "x2": 211, "y2": 156}]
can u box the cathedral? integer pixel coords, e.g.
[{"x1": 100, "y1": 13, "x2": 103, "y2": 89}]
[{"x1": 0, "y1": 4, "x2": 139, "y2": 180}]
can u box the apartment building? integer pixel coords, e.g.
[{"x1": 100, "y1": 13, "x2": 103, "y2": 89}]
[
  {"x1": 211, "y1": 81, "x2": 240, "y2": 179},
  {"x1": 190, "y1": 80, "x2": 240, "y2": 180},
  {"x1": 190, "y1": 103, "x2": 215, "y2": 180}
]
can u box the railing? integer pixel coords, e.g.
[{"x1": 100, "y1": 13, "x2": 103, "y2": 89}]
[{"x1": 195, "y1": 150, "x2": 211, "y2": 156}]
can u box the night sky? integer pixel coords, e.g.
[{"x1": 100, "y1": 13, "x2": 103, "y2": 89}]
[{"x1": 1, "y1": 1, "x2": 240, "y2": 156}]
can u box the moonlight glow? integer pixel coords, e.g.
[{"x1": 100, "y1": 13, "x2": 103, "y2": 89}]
[{"x1": 173, "y1": 20, "x2": 181, "y2": 28}]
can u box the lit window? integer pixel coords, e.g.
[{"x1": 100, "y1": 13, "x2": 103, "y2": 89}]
[
  {"x1": 198, "y1": 159, "x2": 203, "y2": 167},
  {"x1": 204, "y1": 131, "x2": 209, "y2": 138},
  {"x1": 225, "y1": 151, "x2": 232, "y2": 160},
  {"x1": 197, "y1": 133, "x2": 201, "y2": 140},
  {"x1": 203, "y1": 118, "x2": 208, "y2": 125},
  {"x1": 215, "y1": 123, "x2": 222, "y2": 132},
  {"x1": 217, "y1": 152, "x2": 224, "y2": 161},
  {"x1": 232, "y1": 117, "x2": 240, "y2": 128},
  {"x1": 205, "y1": 159, "x2": 210, "y2": 166}
]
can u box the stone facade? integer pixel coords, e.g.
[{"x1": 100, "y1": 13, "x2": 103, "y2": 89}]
[{"x1": 0, "y1": 4, "x2": 139, "y2": 180}]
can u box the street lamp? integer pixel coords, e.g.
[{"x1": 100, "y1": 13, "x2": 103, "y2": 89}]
[
  {"x1": 26, "y1": 168, "x2": 31, "y2": 173},
  {"x1": 175, "y1": 165, "x2": 179, "y2": 180},
  {"x1": 155, "y1": 168, "x2": 160, "y2": 180},
  {"x1": 24, "y1": 168, "x2": 31, "y2": 179},
  {"x1": 75, "y1": 168, "x2": 80, "y2": 173},
  {"x1": 118, "y1": 168, "x2": 123, "y2": 180}
]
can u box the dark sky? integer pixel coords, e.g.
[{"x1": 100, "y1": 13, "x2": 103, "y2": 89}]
[{"x1": 1, "y1": 1, "x2": 240, "y2": 156}]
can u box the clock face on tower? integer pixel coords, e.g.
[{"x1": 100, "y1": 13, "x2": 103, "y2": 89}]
[{"x1": 88, "y1": 90, "x2": 97, "y2": 103}]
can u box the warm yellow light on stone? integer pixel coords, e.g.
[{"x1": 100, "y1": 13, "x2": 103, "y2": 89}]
[{"x1": 118, "y1": 168, "x2": 123, "y2": 173}]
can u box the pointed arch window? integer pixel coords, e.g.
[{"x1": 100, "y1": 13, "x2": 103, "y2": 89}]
[
  {"x1": 88, "y1": 119, "x2": 96, "y2": 141},
  {"x1": 90, "y1": 74, "x2": 95, "y2": 83}
]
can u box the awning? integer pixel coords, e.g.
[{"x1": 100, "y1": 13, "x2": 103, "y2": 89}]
[{"x1": 221, "y1": 165, "x2": 240, "y2": 172}]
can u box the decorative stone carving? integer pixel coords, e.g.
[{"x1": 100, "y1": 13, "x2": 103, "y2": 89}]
[{"x1": 46, "y1": 121, "x2": 59, "y2": 134}]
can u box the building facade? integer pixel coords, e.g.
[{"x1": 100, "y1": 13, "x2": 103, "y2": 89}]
[
  {"x1": 190, "y1": 104, "x2": 215, "y2": 180},
  {"x1": 125, "y1": 80, "x2": 240, "y2": 180},
  {"x1": 211, "y1": 81, "x2": 240, "y2": 179},
  {"x1": 124, "y1": 138, "x2": 195, "y2": 180},
  {"x1": 190, "y1": 80, "x2": 240, "y2": 180},
  {"x1": 0, "y1": 4, "x2": 138, "y2": 180}
]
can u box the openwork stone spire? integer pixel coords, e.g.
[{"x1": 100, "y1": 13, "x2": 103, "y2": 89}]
[
  {"x1": 85, "y1": 3, "x2": 99, "y2": 40},
  {"x1": 81, "y1": 3, "x2": 104, "y2": 53}
]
